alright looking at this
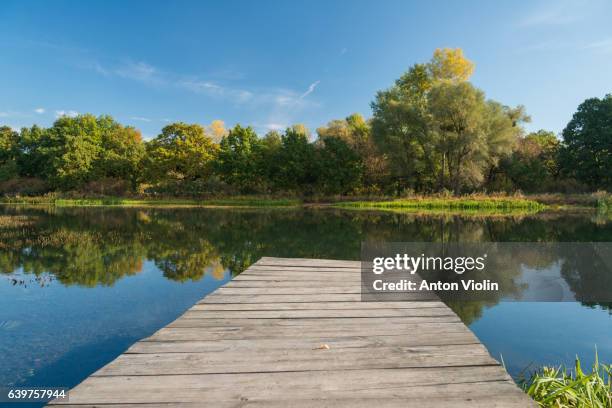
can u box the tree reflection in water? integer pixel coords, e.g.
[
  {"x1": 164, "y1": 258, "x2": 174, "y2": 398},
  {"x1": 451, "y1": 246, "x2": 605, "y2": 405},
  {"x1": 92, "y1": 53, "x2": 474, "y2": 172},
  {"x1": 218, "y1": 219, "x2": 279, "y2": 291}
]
[{"x1": 1, "y1": 206, "x2": 611, "y2": 323}]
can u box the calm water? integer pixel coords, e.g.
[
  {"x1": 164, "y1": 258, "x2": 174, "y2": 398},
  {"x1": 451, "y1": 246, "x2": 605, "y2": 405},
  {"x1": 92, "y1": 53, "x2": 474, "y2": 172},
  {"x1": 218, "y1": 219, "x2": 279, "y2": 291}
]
[{"x1": 1, "y1": 206, "x2": 611, "y2": 396}]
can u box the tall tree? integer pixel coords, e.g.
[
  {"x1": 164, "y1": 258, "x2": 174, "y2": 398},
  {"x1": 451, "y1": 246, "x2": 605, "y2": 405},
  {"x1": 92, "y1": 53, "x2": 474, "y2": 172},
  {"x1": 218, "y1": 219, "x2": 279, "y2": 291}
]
[
  {"x1": 317, "y1": 113, "x2": 387, "y2": 190},
  {"x1": 0, "y1": 126, "x2": 19, "y2": 181},
  {"x1": 561, "y1": 94, "x2": 612, "y2": 190},
  {"x1": 275, "y1": 127, "x2": 317, "y2": 192},
  {"x1": 96, "y1": 125, "x2": 145, "y2": 190},
  {"x1": 427, "y1": 48, "x2": 475, "y2": 83},
  {"x1": 216, "y1": 125, "x2": 262, "y2": 192},
  {"x1": 495, "y1": 130, "x2": 560, "y2": 192},
  {"x1": 17, "y1": 125, "x2": 51, "y2": 179},
  {"x1": 45, "y1": 114, "x2": 104, "y2": 189},
  {"x1": 371, "y1": 63, "x2": 437, "y2": 191},
  {"x1": 146, "y1": 122, "x2": 218, "y2": 183},
  {"x1": 316, "y1": 136, "x2": 363, "y2": 195},
  {"x1": 207, "y1": 120, "x2": 228, "y2": 143}
]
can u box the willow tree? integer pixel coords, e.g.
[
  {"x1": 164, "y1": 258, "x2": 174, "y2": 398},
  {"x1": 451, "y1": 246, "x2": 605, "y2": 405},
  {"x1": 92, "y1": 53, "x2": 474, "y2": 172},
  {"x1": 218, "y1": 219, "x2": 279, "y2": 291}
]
[
  {"x1": 371, "y1": 48, "x2": 525, "y2": 193},
  {"x1": 428, "y1": 83, "x2": 524, "y2": 193}
]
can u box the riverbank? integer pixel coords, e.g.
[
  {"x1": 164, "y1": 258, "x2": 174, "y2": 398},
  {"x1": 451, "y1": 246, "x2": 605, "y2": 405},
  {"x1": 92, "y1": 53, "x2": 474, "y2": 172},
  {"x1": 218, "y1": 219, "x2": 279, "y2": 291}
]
[
  {"x1": 0, "y1": 196, "x2": 302, "y2": 208},
  {"x1": 334, "y1": 196, "x2": 545, "y2": 211},
  {"x1": 1, "y1": 192, "x2": 610, "y2": 211}
]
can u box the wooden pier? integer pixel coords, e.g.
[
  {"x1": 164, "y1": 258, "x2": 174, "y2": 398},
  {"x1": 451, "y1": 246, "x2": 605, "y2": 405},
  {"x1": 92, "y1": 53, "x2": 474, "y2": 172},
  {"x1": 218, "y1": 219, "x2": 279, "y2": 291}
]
[{"x1": 50, "y1": 257, "x2": 534, "y2": 407}]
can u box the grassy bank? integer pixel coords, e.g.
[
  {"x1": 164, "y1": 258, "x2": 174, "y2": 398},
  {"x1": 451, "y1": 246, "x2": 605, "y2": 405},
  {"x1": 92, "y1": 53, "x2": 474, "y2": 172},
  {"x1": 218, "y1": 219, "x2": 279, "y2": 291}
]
[
  {"x1": 3, "y1": 192, "x2": 611, "y2": 212},
  {"x1": 522, "y1": 355, "x2": 611, "y2": 407},
  {"x1": 0, "y1": 196, "x2": 301, "y2": 208},
  {"x1": 333, "y1": 195, "x2": 546, "y2": 212}
]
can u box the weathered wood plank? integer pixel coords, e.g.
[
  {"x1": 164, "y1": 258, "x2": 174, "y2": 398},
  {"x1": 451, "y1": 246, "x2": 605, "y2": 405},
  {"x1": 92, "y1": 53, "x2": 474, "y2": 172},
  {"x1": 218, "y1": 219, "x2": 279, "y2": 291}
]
[
  {"x1": 126, "y1": 334, "x2": 483, "y2": 353},
  {"x1": 94, "y1": 344, "x2": 496, "y2": 376},
  {"x1": 201, "y1": 293, "x2": 439, "y2": 303},
  {"x1": 48, "y1": 257, "x2": 533, "y2": 407},
  {"x1": 192, "y1": 301, "x2": 448, "y2": 310},
  {"x1": 181, "y1": 308, "x2": 456, "y2": 319},
  {"x1": 50, "y1": 366, "x2": 520, "y2": 404}
]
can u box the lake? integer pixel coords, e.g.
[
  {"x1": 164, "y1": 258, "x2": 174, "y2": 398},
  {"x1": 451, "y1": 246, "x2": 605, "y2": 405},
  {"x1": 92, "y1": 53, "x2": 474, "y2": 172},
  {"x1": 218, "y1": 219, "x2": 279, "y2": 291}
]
[{"x1": 1, "y1": 205, "x2": 611, "y2": 400}]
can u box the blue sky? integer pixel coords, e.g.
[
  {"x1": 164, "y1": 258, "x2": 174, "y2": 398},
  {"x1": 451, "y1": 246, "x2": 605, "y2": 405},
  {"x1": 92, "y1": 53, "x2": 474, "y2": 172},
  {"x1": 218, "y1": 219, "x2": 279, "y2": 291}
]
[{"x1": 1, "y1": 0, "x2": 611, "y2": 138}]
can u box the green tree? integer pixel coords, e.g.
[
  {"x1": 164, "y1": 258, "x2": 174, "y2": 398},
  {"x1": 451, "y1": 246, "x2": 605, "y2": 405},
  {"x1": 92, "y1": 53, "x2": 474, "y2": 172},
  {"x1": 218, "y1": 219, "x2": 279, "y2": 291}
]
[
  {"x1": 371, "y1": 49, "x2": 525, "y2": 194},
  {"x1": 317, "y1": 113, "x2": 387, "y2": 190},
  {"x1": 216, "y1": 125, "x2": 262, "y2": 192},
  {"x1": 494, "y1": 130, "x2": 560, "y2": 192},
  {"x1": 45, "y1": 114, "x2": 104, "y2": 189},
  {"x1": 96, "y1": 125, "x2": 145, "y2": 190},
  {"x1": 275, "y1": 127, "x2": 317, "y2": 192},
  {"x1": 17, "y1": 125, "x2": 51, "y2": 179},
  {"x1": 316, "y1": 136, "x2": 363, "y2": 194},
  {"x1": 0, "y1": 126, "x2": 19, "y2": 181},
  {"x1": 371, "y1": 63, "x2": 437, "y2": 192},
  {"x1": 146, "y1": 122, "x2": 218, "y2": 183},
  {"x1": 561, "y1": 95, "x2": 612, "y2": 190}
]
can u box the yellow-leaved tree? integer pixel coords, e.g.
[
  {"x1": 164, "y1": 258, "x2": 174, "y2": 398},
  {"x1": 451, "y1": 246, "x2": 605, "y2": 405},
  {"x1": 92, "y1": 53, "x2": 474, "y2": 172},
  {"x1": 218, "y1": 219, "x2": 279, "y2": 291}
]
[{"x1": 428, "y1": 48, "x2": 475, "y2": 83}]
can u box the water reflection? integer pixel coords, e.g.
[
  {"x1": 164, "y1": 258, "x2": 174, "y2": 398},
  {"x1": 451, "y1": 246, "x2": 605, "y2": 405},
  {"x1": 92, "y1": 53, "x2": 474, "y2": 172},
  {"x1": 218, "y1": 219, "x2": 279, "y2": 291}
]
[{"x1": 1, "y1": 206, "x2": 612, "y2": 322}]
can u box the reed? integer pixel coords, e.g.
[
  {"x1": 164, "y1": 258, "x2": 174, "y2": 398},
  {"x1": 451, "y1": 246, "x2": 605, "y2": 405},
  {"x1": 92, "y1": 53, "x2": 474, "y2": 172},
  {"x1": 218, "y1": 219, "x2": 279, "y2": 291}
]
[{"x1": 522, "y1": 354, "x2": 612, "y2": 407}]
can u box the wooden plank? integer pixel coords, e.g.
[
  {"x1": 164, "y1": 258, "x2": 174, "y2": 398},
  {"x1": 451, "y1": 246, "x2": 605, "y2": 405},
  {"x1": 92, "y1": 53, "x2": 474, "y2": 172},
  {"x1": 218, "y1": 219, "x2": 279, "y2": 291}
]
[
  {"x1": 180, "y1": 308, "x2": 457, "y2": 319},
  {"x1": 191, "y1": 301, "x2": 448, "y2": 310},
  {"x1": 49, "y1": 257, "x2": 533, "y2": 407},
  {"x1": 50, "y1": 366, "x2": 521, "y2": 404},
  {"x1": 94, "y1": 344, "x2": 496, "y2": 376},
  {"x1": 143, "y1": 322, "x2": 477, "y2": 342},
  {"x1": 200, "y1": 293, "x2": 440, "y2": 303},
  {"x1": 126, "y1": 333, "x2": 483, "y2": 354}
]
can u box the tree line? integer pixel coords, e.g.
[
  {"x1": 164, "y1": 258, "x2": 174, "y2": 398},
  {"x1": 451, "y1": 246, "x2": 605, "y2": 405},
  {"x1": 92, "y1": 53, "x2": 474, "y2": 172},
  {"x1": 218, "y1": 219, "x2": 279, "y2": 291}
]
[{"x1": 0, "y1": 48, "x2": 610, "y2": 197}]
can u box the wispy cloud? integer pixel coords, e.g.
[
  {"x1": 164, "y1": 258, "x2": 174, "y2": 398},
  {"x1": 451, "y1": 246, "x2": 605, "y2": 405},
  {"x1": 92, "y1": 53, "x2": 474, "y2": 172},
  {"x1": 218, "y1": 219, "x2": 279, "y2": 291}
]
[
  {"x1": 55, "y1": 110, "x2": 79, "y2": 118},
  {"x1": 115, "y1": 61, "x2": 161, "y2": 84},
  {"x1": 518, "y1": 0, "x2": 604, "y2": 27},
  {"x1": 584, "y1": 38, "x2": 612, "y2": 54},
  {"x1": 34, "y1": 108, "x2": 45, "y2": 114},
  {"x1": 130, "y1": 116, "x2": 152, "y2": 122},
  {"x1": 88, "y1": 60, "x2": 322, "y2": 131},
  {"x1": 300, "y1": 81, "x2": 320, "y2": 99},
  {"x1": 518, "y1": 1, "x2": 578, "y2": 26},
  {"x1": 179, "y1": 79, "x2": 254, "y2": 104}
]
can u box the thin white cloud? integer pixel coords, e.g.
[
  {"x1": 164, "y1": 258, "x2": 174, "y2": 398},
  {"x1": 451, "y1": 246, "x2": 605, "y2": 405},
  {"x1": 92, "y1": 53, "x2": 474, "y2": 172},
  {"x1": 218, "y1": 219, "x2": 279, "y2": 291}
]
[
  {"x1": 55, "y1": 110, "x2": 79, "y2": 118},
  {"x1": 584, "y1": 38, "x2": 612, "y2": 53},
  {"x1": 300, "y1": 80, "x2": 320, "y2": 99},
  {"x1": 115, "y1": 61, "x2": 160, "y2": 83},
  {"x1": 518, "y1": 3, "x2": 578, "y2": 26},
  {"x1": 518, "y1": 0, "x2": 605, "y2": 27},
  {"x1": 178, "y1": 79, "x2": 254, "y2": 104},
  {"x1": 130, "y1": 116, "x2": 152, "y2": 122},
  {"x1": 34, "y1": 108, "x2": 45, "y2": 114}
]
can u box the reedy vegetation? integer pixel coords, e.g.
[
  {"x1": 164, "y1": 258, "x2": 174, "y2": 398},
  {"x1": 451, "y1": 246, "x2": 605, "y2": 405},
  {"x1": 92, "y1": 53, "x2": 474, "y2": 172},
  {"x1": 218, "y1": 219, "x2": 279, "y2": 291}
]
[
  {"x1": 0, "y1": 49, "x2": 610, "y2": 198},
  {"x1": 522, "y1": 354, "x2": 611, "y2": 408}
]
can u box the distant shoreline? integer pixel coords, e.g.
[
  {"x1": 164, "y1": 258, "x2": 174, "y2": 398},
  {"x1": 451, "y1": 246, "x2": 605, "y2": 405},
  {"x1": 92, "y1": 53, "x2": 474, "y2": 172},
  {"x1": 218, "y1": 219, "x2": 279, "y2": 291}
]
[{"x1": 1, "y1": 193, "x2": 609, "y2": 212}]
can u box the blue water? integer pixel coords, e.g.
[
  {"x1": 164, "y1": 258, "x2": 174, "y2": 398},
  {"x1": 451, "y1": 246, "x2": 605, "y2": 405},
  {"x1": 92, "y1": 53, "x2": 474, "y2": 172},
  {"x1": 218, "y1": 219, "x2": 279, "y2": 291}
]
[
  {"x1": 471, "y1": 302, "x2": 612, "y2": 376},
  {"x1": 0, "y1": 206, "x2": 611, "y2": 402},
  {"x1": 0, "y1": 262, "x2": 229, "y2": 388}
]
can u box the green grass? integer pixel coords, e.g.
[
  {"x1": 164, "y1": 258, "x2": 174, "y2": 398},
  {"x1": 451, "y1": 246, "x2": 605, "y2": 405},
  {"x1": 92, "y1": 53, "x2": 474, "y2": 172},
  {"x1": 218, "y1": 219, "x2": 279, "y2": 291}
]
[
  {"x1": 0, "y1": 196, "x2": 301, "y2": 208},
  {"x1": 522, "y1": 354, "x2": 611, "y2": 407},
  {"x1": 334, "y1": 196, "x2": 545, "y2": 212},
  {"x1": 596, "y1": 193, "x2": 612, "y2": 212}
]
